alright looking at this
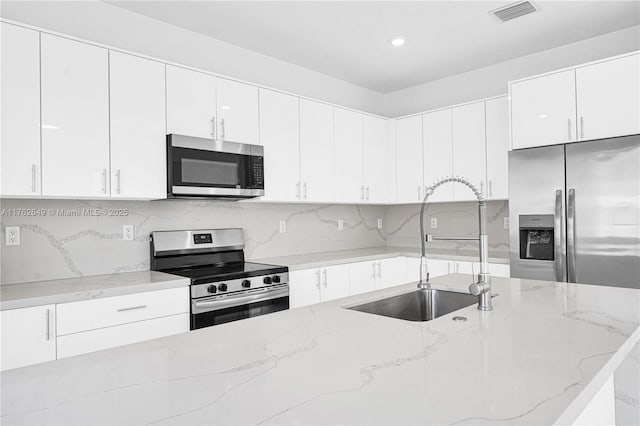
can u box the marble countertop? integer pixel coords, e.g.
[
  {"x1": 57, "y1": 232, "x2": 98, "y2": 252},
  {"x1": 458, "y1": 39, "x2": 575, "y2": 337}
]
[
  {"x1": 0, "y1": 271, "x2": 190, "y2": 311},
  {"x1": 2, "y1": 274, "x2": 638, "y2": 425},
  {"x1": 252, "y1": 246, "x2": 510, "y2": 271}
]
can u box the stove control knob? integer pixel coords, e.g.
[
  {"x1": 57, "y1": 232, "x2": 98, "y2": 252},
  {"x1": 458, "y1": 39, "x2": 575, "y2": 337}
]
[
  {"x1": 207, "y1": 285, "x2": 217, "y2": 294},
  {"x1": 263, "y1": 276, "x2": 272, "y2": 285},
  {"x1": 242, "y1": 279, "x2": 251, "y2": 288},
  {"x1": 218, "y1": 283, "x2": 228, "y2": 292},
  {"x1": 272, "y1": 275, "x2": 281, "y2": 283}
]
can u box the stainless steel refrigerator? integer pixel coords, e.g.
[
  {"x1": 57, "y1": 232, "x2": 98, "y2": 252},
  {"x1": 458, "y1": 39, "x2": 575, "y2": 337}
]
[{"x1": 508, "y1": 134, "x2": 639, "y2": 289}]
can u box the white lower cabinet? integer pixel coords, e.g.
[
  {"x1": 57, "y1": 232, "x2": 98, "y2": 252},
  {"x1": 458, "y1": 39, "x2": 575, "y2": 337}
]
[
  {"x1": 289, "y1": 264, "x2": 350, "y2": 308},
  {"x1": 404, "y1": 256, "x2": 510, "y2": 282},
  {"x1": 57, "y1": 313, "x2": 189, "y2": 359},
  {"x1": 348, "y1": 257, "x2": 401, "y2": 294},
  {"x1": 1, "y1": 305, "x2": 56, "y2": 371}
]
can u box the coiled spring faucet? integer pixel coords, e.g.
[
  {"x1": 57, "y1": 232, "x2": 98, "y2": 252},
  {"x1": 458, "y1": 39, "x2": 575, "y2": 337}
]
[{"x1": 418, "y1": 176, "x2": 492, "y2": 311}]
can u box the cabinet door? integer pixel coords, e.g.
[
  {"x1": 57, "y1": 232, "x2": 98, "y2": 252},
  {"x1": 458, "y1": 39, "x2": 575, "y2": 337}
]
[
  {"x1": 426, "y1": 259, "x2": 452, "y2": 278},
  {"x1": 41, "y1": 34, "x2": 110, "y2": 197},
  {"x1": 334, "y1": 108, "x2": 363, "y2": 203},
  {"x1": 1, "y1": 23, "x2": 41, "y2": 197},
  {"x1": 216, "y1": 78, "x2": 259, "y2": 145},
  {"x1": 109, "y1": 52, "x2": 166, "y2": 199},
  {"x1": 1, "y1": 305, "x2": 56, "y2": 371},
  {"x1": 452, "y1": 102, "x2": 486, "y2": 201},
  {"x1": 363, "y1": 116, "x2": 389, "y2": 204},
  {"x1": 454, "y1": 261, "x2": 474, "y2": 276},
  {"x1": 485, "y1": 96, "x2": 509, "y2": 200},
  {"x1": 299, "y1": 99, "x2": 334, "y2": 202},
  {"x1": 423, "y1": 109, "x2": 453, "y2": 202},
  {"x1": 289, "y1": 269, "x2": 321, "y2": 308},
  {"x1": 321, "y1": 264, "x2": 350, "y2": 302},
  {"x1": 349, "y1": 261, "x2": 377, "y2": 295},
  {"x1": 404, "y1": 257, "x2": 422, "y2": 283},
  {"x1": 258, "y1": 89, "x2": 300, "y2": 202},
  {"x1": 576, "y1": 54, "x2": 640, "y2": 141},
  {"x1": 490, "y1": 263, "x2": 511, "y2": 278},
  {"x1": 166, "y1": 65, "x2": 216, "y2": 139},
  {"x1": 395, "y1": 116, "x2": 423, "y2": 203},
  {"x1": 510, "y1": 70, "x2": 577, "y2": 149},
  {"x1": 376, "y1": 257, "x2": 401, "y2": 289}
]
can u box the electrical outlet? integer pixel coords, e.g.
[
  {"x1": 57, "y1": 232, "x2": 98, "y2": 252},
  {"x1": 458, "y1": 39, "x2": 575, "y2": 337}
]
[
  {"x1": 430, "y1": 217, "x2": 438, "y2": 229},
  {"x1": 5, "y1": 226, "x2": 20, "y2": 246},
  {"x1": 279, "y1": 220, "x2": 287, "y2": 233},
  {"x1": 123, "y1": 225, "x2": 134, "y2": 241},
  {"x1": 338, "y1": 219, "x2": 344, "y2": 231},
  {"x1": 504, "y1": 217, "x2": 510, "y2": 230},
  {"x1": 377, "y1": 218, "x2": 383, "y2": 229}
]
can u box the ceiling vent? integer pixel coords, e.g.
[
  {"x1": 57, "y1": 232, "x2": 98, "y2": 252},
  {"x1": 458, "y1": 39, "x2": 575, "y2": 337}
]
[{"x1": 491, "y1": 1, "x2": 537, "y2": 22}]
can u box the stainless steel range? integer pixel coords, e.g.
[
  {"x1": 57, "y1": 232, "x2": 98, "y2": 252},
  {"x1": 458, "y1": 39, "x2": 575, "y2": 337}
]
[{"x1": 150, "y1": 229, "x2": 289, "y2": 330}]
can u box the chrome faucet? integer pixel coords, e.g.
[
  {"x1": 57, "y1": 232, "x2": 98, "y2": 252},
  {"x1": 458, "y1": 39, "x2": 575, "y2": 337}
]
[{"x1": 417, "y1": 176, "x2": 492, "y2": 311}]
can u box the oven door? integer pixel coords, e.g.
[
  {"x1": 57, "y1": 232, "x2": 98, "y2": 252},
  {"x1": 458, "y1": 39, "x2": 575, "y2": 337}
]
[
  {"x1": 191, "y1": 284, "x2": 289, "y2": 330},
  {"x1": 167, "y1": 134, "x2": 264, "y2": 198}
]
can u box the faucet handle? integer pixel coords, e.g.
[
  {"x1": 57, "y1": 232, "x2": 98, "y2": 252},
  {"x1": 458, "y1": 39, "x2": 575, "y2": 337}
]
[{"x1": 469, "y1": 281, "x2": 490, "y2": 296}]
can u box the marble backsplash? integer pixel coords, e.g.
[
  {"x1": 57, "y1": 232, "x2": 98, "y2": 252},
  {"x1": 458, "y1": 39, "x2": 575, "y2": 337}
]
[
  {"x1": 386, "y1": 200, "x2": 510, "y2": 255},
  {"x1": 0, "y1": 199, "x2": 509, "y2": 285}
]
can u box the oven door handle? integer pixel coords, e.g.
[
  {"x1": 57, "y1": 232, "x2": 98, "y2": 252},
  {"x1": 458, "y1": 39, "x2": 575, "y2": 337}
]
[{"x1": 192, "y1": 285, "x2": 289, "y2": 314}]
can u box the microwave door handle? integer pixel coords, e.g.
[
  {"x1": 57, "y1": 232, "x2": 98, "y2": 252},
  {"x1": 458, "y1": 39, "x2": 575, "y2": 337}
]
[
  {"x1": 554, "y1": 189, "x2": 566, "y2": 282},
  {"x1": 567, "y1": 188, "x2": 577, "y2": 283}
]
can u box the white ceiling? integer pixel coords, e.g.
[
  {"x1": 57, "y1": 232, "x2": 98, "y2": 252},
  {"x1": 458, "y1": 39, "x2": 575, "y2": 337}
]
[{"x1": 106, "y1": 1, "x2": 640, "y2": 93}]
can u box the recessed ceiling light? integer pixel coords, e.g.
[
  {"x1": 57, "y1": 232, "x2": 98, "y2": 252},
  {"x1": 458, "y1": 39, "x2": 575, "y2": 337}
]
[{"x1": 391, "y1": 37, "x2": 405, "y2": 47}]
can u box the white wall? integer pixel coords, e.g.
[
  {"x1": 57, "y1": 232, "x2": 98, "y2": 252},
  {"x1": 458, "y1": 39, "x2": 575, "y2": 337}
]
[
  {"x1": 384, "y1": 25, "x2": 640, "y2": 117},
  {"x1": 0, "y1": 0, "x2": 385, "y2": 116}
]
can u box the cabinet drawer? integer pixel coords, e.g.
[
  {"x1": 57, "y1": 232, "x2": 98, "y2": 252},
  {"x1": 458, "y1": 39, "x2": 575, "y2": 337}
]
[
  {"x1": 57, "y1": 287, "x2": 189, "y2": 335},
  {"x1": 57, "y1": 313, "x2": 189, "y2": 359}
]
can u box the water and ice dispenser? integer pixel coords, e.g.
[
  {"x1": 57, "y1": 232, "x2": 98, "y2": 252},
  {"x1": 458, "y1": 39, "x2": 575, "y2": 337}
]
[{"x1": 518, "y1": 215, "x2": 555, "y2": 261}]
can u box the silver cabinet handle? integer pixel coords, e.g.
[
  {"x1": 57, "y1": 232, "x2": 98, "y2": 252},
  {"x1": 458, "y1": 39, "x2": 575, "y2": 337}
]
[
  {"x1": 455, "y1": 263, "x2": 460, "y2": 273},
  {"x1": 366, "y1": 186, "x2": 370, "y2": 201},
  {"x1": 567, "y1": 188, "x2": 577, "y2": 283},
  {"x1": 315, "y1": 270, "x2": 321, "y2": 288},
  {"x1": 568, "y1": 118, "x2": 572, "y2": 141},
  {"x1": 322, "y1": 269, "x2": 327, "y2": 287},
  {"x1": 211, "y1": 116, "x2": 216, "y2": 138},
  {"x1": 488, "y1": 180, "x2": 493, "y2": 198},
  {"x1": 371, "y1": 262, "x2": 376, "y2": 278},
  {"x1": 45, "y1": 308, "x2": 50, "y2": 341},
  {"x1": 580, "y1": 116, "x2": 584, "y2": 139},
  {"x1": 117, "y1": 305, "x2": 147, "y2": 312},
  {"x1": 554, "y1": 189, "x2": 567, "y2": 282},
  {"x1": 101, "y1": 169, "x2": 107, "y2": 194},
  {"x1": 447, "y1": 262, "x2": 451, "y2": 274},
  {"x1": 296, "y1": 182, "x2": 301, "y2": 199},
  {"x1": 31, "y1": 164, "x2": 37, "y2": 193},
  {"x1": 376, "y1": 261, "x2": 381, "y2": 278},
  {"x1": 116, "y1": 169, "x2": 121, "y2": 194},
  {"x1": 219, "y1": 118, "x2": 226, "y2": 140},
  {"x1": 303, "y1": 182, "x2": 308, "y2": 199},
  {"x1": 360, "y1": 186, "x2": 365, "y2": 201}
]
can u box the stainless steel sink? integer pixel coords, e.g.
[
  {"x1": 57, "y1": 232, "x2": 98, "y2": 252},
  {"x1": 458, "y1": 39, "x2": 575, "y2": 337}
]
[{"x1": 346, "y1": 288, "x2": 480, "y2": 322}]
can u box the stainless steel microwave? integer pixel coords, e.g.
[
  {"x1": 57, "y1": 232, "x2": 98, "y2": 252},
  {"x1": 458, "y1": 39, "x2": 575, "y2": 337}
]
[{"x1": 167, "y1": 134, "x2": 264, "y2": 199}]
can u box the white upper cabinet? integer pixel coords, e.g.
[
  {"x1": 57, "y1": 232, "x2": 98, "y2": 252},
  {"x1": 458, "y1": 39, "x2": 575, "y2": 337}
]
[
  {"x1": 452, "y1": 102, "x2": 486, "y2": 201},
  {"x1": 166, "y1": 65, "x2": 216, "y2": 139},
  {"x1": 216, "y1": 78, "x2": 259, "y2": 145},
  {"x1": 258, "y1": 89, "x2": 300, "y2": 202},
  {"x1": 510, "y1": 69, "x2": 577, "y2": 149},
  {"x1": 109, "y1": 52, "x2": 166, "y2": 199},
  {"x1": 334, "y1": 108, "x2": 363, "y2": 203},
  {"x1": 395, "y1": 116, "x2": 423, "y2": 203},
  {"x1": 363, "y1": 116, "x2": 389, "y2": 204},
  {"x1": 299, "y1": 99, "x2": 334, "y2": 202},
  {"x1": 422, "y1": 109, "x2": 453, "y2": 202},
  {"x1": 1, "y1": 305, "x2": 56, "y2": 371},
  {"x1": 485, "y1": 96, "x2": 509, "y2": 200},
  {"x1": 0, "y1": 23, "x2": 41, "y2": 197},
  {"x1": 41, "y1": 34, "x2": 110, "y2": 198},
  {"x1": 576, "y1": 54, "x2": 640, "y2": 141}
]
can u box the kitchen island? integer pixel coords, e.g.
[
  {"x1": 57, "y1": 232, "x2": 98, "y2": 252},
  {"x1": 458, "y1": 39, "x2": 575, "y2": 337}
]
[{"x1": 1, "y1": 274, "x2": 638, "y2": 425}]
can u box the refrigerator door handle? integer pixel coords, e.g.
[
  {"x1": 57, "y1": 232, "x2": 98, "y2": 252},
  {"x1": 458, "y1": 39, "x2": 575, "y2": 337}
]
[
  {"x1": 567, "y1": 188, "x2": 577, "y2": 283},
  {"x1": 554, "y1": 189, "x2": 567, "y2": 282}
]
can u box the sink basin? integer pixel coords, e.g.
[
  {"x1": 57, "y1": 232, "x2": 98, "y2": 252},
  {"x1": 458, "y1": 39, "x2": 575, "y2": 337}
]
[{"x1": 346, "y1": 288, "x2": 480, "y2": 322}]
